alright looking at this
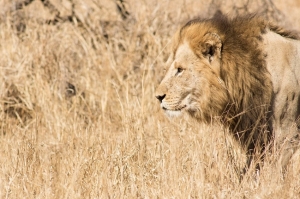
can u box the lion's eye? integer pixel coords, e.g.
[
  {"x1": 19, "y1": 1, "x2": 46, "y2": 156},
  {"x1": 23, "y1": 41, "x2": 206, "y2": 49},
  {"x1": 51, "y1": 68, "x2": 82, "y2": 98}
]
[{"x1": 176, "y1": 67, "x2": 184, "y2": 75}]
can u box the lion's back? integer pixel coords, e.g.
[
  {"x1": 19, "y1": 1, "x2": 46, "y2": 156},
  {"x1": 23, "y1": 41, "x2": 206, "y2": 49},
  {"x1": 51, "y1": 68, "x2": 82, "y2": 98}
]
[{"x1": 262, "y1": 29, "x2": 300, "y2": 133}]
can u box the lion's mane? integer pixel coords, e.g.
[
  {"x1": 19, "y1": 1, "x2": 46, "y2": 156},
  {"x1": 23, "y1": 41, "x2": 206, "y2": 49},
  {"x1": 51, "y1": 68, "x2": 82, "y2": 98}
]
[{"x1": 174, "y1": 14, "x2": 299, "y2": 152}]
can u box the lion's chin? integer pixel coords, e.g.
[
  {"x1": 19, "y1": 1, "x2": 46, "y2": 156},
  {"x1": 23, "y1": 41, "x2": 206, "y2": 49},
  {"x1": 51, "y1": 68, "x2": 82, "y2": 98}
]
[
  {"x1": 164, "y1": 109, "x2": 183, "y2": 117},
  {"x1": 163, "y1": 105, "x2": 187, "y2": 117}
]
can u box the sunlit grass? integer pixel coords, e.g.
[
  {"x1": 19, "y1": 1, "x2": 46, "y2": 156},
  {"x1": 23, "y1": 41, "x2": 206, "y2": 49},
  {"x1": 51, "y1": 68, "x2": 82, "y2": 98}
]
[{"x1": 0, "y1": 0, "x2": 299, "y2": 198}]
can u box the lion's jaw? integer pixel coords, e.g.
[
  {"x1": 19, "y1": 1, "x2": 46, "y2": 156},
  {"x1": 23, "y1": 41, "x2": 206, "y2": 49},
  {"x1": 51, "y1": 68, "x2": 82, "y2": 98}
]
[{"x1": 156, "y1": 41, "x2": 226, "y2": 121}]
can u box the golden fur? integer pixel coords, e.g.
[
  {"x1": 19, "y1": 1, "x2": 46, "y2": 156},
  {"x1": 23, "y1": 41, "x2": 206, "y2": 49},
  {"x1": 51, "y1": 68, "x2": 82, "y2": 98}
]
[{"x1": 155, "y1": 14, "x2": 300, "y2": 162}]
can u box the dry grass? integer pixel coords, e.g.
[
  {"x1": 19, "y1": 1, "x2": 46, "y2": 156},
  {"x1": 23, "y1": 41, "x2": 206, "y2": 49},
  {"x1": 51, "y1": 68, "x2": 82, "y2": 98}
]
[{"x1": 0, "y1": 0, "x2": 299, "y2": 198}]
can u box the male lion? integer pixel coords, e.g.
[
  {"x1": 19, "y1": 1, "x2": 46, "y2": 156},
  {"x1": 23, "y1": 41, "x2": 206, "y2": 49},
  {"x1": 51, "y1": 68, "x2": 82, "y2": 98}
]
[{"x1": 155, "y1": 14, "x2": 300, "y2": 169}]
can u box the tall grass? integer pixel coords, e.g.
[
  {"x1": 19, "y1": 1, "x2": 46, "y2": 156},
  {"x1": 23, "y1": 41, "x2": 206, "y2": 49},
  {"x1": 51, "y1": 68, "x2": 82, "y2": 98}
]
[{"x1": 0, "y1": 0, "x2": 299, "y2": 198}]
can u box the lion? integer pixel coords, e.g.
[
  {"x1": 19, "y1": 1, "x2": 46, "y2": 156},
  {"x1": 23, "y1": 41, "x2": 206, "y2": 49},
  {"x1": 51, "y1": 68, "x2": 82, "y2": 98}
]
[{"x1": 155, "y1": 14, "x2": 300, "y2": 170}]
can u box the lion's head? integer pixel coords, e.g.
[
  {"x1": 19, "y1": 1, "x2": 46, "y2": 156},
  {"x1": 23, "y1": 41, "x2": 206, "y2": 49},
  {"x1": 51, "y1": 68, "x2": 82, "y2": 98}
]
[
  {"x1": 155, "y1": 28, "x2": 228, "y2": 122},
  {"x1": 155, "y1": 15, "x2": 277, "y2": 149}
]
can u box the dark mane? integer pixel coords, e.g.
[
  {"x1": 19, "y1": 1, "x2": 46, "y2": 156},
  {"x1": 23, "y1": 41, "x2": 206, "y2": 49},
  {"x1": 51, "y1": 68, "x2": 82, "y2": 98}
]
[
  {"x1": 181, "y1": 14, "x2": 278, "y2": 152},
  {"x1": 183, "y1": 13, "x2": 300, "y2": 40}
]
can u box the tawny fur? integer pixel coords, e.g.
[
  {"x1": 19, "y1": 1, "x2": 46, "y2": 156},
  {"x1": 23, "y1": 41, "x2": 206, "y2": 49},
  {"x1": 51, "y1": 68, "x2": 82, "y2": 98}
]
[{"x1": 156, "y1": 14, "x2": 300, "y2": 163}]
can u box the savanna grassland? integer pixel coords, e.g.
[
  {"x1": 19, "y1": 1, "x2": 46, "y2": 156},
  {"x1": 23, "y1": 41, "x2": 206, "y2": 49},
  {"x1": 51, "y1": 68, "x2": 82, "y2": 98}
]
[{"x1": 0, "y1": 0, "x2": 300, "y2": 198}]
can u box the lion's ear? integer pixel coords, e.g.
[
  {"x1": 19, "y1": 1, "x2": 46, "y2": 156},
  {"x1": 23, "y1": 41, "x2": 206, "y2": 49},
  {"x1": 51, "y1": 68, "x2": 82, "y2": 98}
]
[{"x1": 202, "y1": 33, "x2": 222, "y2": 62}]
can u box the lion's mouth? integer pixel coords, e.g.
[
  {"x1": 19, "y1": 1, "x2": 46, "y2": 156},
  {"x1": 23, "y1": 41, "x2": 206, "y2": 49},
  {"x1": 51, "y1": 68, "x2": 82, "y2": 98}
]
[{"x1": 162, "y1": 105, "x2": 186, "y2": 111}]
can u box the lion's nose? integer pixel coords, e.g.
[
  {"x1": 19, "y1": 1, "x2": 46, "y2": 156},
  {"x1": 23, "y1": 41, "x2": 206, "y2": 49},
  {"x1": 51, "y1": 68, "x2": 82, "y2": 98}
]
[{"x1": 155, "y1": 94, "x2": 166, "y2": 103}]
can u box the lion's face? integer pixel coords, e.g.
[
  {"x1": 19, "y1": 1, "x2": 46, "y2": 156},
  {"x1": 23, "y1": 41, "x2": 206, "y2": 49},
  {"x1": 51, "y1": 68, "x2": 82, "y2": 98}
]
[{"x1": 155, "y1": 38, "x2": 228, "y2": 122}]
